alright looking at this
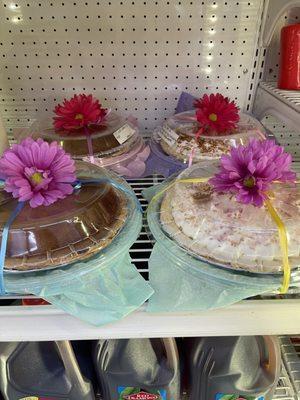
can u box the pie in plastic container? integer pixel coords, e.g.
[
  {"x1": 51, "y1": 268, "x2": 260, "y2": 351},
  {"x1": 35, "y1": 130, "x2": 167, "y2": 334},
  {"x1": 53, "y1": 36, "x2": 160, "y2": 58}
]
[
  {"x1": 155, "y1": 111, "x2": 266, "y2": 164},
  {"x1": 29, "y1": 112, "x2": 140, "y2": 159},
  {"x1": 156, "y1": 163, "x2": 300, "y2": 274},
  {"x1": 0, "y1": 161, "x2": 134, "y2": 272},
  {"x1": 15, "y1": 113, "x2": 150, "y2": 178}
]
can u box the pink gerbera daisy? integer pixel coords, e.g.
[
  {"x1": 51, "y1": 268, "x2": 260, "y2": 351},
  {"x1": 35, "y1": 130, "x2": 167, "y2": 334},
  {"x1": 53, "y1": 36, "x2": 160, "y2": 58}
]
[
  {"x1": 194, "y1": 93, "x2": 240, "y2": 135},
  {"x1": 209, "y1": 139, "x2": 296, "y2": 207},
  {"x1": 53, "y1": 94, "x2": 107, "y2": 134},
  {"x1": 0, "y1": 138, "x2": 76, "y2": 208}
]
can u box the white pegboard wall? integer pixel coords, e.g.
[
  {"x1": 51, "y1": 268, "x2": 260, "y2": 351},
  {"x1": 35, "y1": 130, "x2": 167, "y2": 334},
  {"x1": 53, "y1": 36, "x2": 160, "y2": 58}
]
[
  {"x1": 261, "y1": 114, "x2": 300, "y2": 159},
  {"x1": 0, "y1": 0, "x2": 264, "y2": 135}
]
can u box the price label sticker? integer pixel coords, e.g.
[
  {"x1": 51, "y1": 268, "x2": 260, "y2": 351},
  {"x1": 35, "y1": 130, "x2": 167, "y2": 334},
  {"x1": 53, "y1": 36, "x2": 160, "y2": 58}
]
[
  {"x1": 158, "y1": 125, "x2": 179, "y2": 147},
  {"x1": 113, "y1": 124, "x2": 136, "y2": 144}
]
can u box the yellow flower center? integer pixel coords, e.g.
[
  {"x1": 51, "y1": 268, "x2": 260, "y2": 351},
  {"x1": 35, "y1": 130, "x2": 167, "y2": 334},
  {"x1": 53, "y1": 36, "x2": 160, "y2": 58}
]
[
  {"x1": 30, "y1": 172, "x2": 43, "y2": 185},
  {"x1": 208, "y1": 113, "x2": 218, "y2": 122},
  {"x1": 243, "y1": 176, "x2": 256, "y2": 188},
  {"x1": 75, "y1": 113, "x2": 84, "y2": 120}
]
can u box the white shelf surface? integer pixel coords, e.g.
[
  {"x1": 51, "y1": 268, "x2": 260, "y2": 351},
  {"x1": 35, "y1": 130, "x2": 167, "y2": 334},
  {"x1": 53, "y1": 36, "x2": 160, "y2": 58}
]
[
  {"x1": 253, "y1": 82, "x2": 300, "y2": 133},
  {"x1": 1, "y1": 300, "x2": 300, "y2": 342}
]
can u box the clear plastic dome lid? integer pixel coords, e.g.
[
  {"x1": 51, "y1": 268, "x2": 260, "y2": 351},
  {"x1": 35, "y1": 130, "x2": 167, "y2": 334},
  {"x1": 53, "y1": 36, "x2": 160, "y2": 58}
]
[
  {"x1": 154, "y1": 111, "x2": 266, "y2": 163},
  {"x1": 159, "y1": 163, "x2": 300, "y2": 274},
  {"x1": 31, "y1": 112, "x2": 140, "y2": 160},
  {"x1": 0, "y1": 162, "x2": 134, "y2": 272},
  {"x1": 84, "y1": 134, "x2": 147, "y2": 167}
]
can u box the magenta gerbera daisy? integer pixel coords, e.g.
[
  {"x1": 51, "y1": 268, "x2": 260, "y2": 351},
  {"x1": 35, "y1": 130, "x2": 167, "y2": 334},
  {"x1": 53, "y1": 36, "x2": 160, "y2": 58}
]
[
  {"x1": 194, "y1": 93, "x2": 240, "y2": 135},
  {"x1": 209, "y1": 139, "x2": 296, "y2": 207},
  {"x1": 53, "y1": 94, "x2": 107, "y2": 134},
  {"x1": 0, "y1": 138, "x2": 76, "y2": 208}
]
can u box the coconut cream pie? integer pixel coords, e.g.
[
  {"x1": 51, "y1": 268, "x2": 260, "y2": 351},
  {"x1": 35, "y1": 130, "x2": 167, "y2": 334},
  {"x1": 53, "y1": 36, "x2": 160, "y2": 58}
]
[
  {"x1": 157, "y1": 112, "x2": 266, "y2": 163},
  {"x1": 160, "y1": 165, "x2": 300, "y2": 273}
]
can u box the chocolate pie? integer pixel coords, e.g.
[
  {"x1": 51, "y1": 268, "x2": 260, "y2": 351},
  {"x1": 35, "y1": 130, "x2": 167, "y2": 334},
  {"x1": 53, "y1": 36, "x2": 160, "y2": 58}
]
[
  {"x1": 0, "y1": 162, "x2": 128, "y2": 271},
  {"x1": 32, "y1": 112, "x2": 139, "y2": 159}
]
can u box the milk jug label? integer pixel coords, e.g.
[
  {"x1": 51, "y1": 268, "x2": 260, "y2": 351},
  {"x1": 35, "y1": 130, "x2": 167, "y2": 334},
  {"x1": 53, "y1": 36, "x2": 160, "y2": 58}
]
[
  {"x1": 118, "y1": 387, "x2": 167, "y2": 400},
  {"x1": 19, "y1": 397, "x2": 59, "y2": 400},
  {"x1": 216, "y1": 394, "x2": 264, "y2": 400}
]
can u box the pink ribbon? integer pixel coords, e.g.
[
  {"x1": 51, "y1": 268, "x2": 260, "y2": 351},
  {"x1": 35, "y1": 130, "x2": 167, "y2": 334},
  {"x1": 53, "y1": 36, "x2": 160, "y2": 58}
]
[
  {"x1": 83, "y1": 108, "x2": 111, "y2": 164},
  {"x1": 84, "y1": 127, "x2": 95, "y2": 164},
  {"x1": 188, "y1": 126, "x2": 204, "y2": 167},
  {"x1": 172, "y1": 113, "x2": 205, "y2": 167}
]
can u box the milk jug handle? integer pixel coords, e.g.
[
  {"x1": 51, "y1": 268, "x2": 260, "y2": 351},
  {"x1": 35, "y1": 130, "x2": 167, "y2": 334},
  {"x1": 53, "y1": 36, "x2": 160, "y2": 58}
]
[
  {"x1": 55, "y1": 341, "x2": 87, "y2": 389},
  {"x1": 162, "y1": 338, "x2": 179, "y2": 374},
  {"x1": 261, "y1": 336, "x2": 280, "y2": 379}
]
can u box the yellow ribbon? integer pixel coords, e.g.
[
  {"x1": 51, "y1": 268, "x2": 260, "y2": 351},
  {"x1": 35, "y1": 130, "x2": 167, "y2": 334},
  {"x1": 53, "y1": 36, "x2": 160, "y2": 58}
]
[
  {"x1": 264, "y1": 198, "x2": 290, "y2": 294},
  {"x1": 150, "y1": 177, "x2": 291, "y2": 293}
]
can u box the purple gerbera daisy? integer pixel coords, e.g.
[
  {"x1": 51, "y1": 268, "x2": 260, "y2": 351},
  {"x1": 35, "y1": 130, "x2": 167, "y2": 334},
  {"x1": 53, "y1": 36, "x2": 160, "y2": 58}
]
[
  {"x1": 0, "y1": 137, "x2": 76, "y2": 208},
  {"x1": 209, "y1": 139, "x2": 296, "y2": 207}
]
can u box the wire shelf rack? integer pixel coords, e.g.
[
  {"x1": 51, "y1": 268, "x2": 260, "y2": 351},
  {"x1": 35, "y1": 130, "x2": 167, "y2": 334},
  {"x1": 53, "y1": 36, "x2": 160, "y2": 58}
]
[{"x1": 260, "y1": 83, "x2": 300, "y2": 114}]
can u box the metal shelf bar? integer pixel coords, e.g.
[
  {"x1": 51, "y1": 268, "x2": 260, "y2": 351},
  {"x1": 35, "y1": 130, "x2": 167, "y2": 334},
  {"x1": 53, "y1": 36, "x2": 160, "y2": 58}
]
[{"x1": 253, "y1": 82, "x2": 300, "y2": 133}]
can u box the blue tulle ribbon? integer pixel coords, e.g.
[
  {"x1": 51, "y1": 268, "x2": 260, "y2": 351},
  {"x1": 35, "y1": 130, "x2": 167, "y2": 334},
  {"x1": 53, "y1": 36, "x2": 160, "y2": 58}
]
[
  {"x1": 0, "y1": 202, "x2": 25, "y2": 294},
  {"x1": 0, "y1": 177, "x2": 141, "y2": 294}
]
